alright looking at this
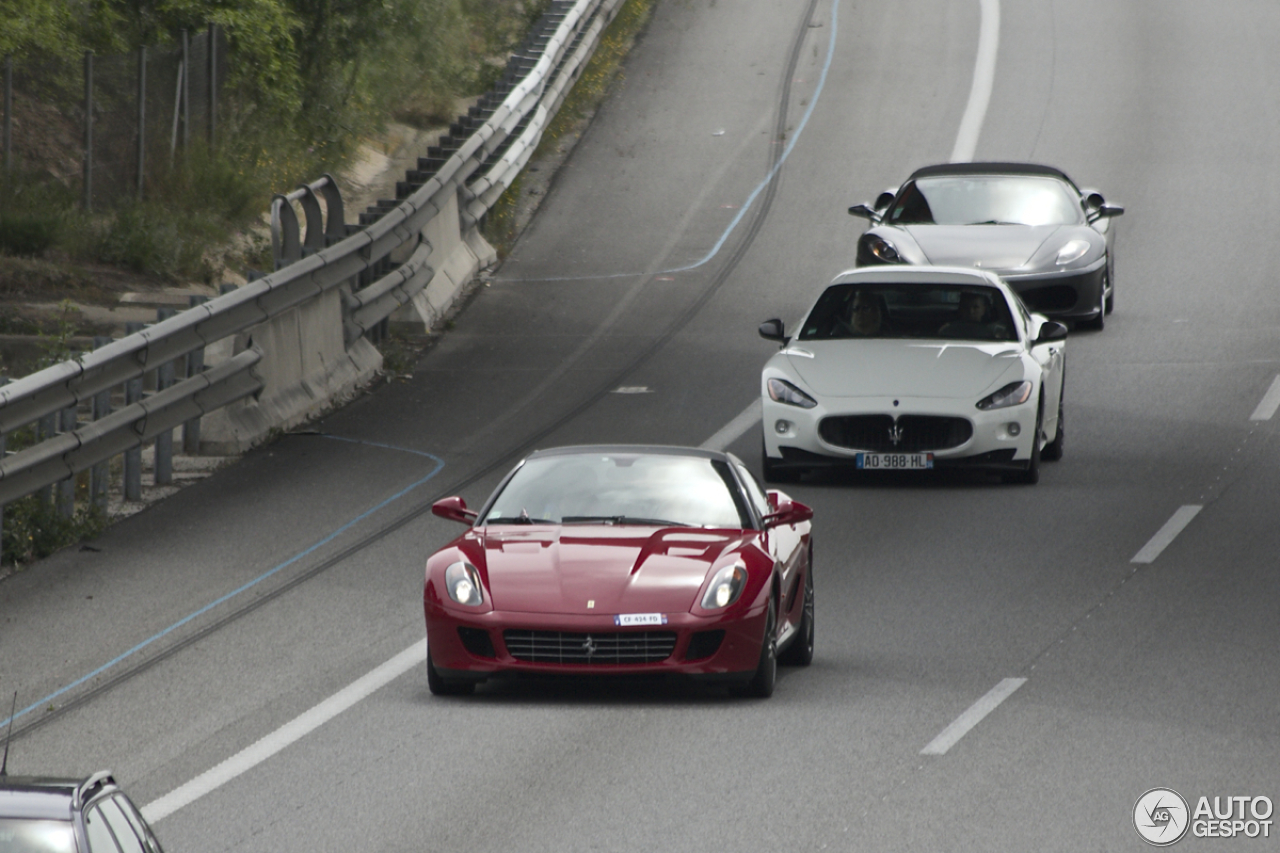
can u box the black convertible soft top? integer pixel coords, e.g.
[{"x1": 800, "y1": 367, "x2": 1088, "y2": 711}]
[{"x1": 908, "y1": 161, "x2": 1076, "y2": 186}]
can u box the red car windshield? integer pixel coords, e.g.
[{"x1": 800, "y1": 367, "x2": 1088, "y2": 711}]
[
  {"x1": 483, "y1": 454, "x2": 749, "y2": 528},
  {"x1": 0, "y1": 819, "x2": 76, "y2": 853}
]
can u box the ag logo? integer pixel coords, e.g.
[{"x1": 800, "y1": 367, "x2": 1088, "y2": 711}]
[{"x1": 1134, "y1": 788, "x2": 1191, "y2": 846}]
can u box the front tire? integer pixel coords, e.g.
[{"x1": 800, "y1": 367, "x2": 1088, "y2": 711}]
[
  {"x1": 731, "y1": 598, "x2": 777, "y2": 698},
  {"x1": 427, "y1": 650, "x2": 475, "y2": 696},
  {"x1": 762, "y1": 442, "x2": 800, "y2": 484},
  {"x1": 1041, "y1": 389, "x2": 1064, "y2": 462},
  {"x1": 1004, "y1": 398, "x2": 1043, "y2": 484},
  {"x1": 778, "y1": 552, "x2": 814, "y2": 667}
]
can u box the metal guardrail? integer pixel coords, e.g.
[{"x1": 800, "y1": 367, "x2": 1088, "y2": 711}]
[{"x1": 0, "y1": 0, "x2": 622, "y2": 514}]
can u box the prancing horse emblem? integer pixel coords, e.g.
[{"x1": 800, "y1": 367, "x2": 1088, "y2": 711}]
[
  {"x1": 888, "y1": 423, "x2": 904, "y2": 446},
  {"x1": 582, "y1": 635, "x2": 597, "y2": 658}
]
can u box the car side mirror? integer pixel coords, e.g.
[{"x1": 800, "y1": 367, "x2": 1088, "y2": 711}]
[
  {"x1": 1092, "y1": 203, "x2": 1124, "y2": 219},
  {"x1": 758, "y1": 318, "x2": 787, "y2": 343},
  {"x1": 432, "y1": 496, "x2": 478, "y2": 525},
  {"x1": 874, "y1": 190, "x2": 896, "y2": 210},
  {"x1": 1034, "y1": 321, "x2": 1069, "y2": 344},
  {"x1": 763, "y1": 492, "x2": 813, "y2": 527},
  {"x1": 848, "y1": 203, "x2": 881, "y2": 222}
]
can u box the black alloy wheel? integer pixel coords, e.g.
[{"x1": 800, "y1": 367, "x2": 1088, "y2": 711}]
[
  {"x1": 778, "y1": 551, "x2": 814, "y2": 667},
  {"x1": 426, "y1": 650, "x2": 475, "y2": 696},
  {"x1": 1083, "y1": 275, "x2": 1107, "y2": 331},
  {"x1": 732, "y1": 597, "x2": 778, "y2": 698}
]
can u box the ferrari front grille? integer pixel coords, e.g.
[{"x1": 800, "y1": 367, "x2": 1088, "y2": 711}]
[
  {"x1": 820, "y1": 414, "x2": 973, "y2": 452},
  {"x1": 503, "y1": 630, "x2": 677, "y2": 665}
]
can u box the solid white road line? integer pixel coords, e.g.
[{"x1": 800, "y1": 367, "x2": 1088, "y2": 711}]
[
  {"x1": 950, "y1": 0, "x2": 1000, "y2": 163},
  {"x1": 1130, "y1": 505, "x2": 1202, "y2": 564},
  {"x1": 921, "y1": 677, "x2": 1026, "y2": 756},
  {"x1": 1249, "y1": 375, "x2": 1280, "y2": 421},
  {"x1": 141, "y1": 641, "x2": 426, "y2": 823},
  {"x1": 701, "y1": 400, "x2": 762, "y2": 452}
]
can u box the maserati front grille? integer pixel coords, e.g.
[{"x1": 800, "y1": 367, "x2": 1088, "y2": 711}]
[{"x1": 819, "y1": 414, "x2": 972, "y2": 452}]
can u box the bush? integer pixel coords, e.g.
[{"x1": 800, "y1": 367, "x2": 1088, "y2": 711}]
[
  {"x1": 0, "y1": 214, "x2": 60, "y2": 256},
  {"x1": 1, "y1": 493, "x2": 106, "y2": 567}
]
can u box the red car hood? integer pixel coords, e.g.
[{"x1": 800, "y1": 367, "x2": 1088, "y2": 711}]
[{"x1": 477, "y1": 526, "x2": 747, "y2": 616}]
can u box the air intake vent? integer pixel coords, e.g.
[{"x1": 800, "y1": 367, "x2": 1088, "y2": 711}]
[{"x1": 503, "y1": 630, "x2": 676, "y2": 665}]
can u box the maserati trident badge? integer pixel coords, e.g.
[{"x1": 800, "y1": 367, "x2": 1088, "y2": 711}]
[{"x1": 888, "y1": 424, "x2": 904, "y2": 446}]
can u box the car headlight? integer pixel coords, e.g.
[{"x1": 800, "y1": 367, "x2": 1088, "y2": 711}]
[
  {"x1": 767, "y1": 378, "x2": 817, "y2": 409},
  {"x1": 701, "y1": 563, "x2": 748, "y2": 610},
  {"x1": 1055, "y1": 239, "x2": 1090, "y2": 265},
  {"x1": 976, "y1": 380, "x2": 1033, "y2": 411},
  {"x1": 863, "y1": 234, "x2": 901, "y2": 263},
  {"x1": 444, "y1": 561, "x2": 484, "y2": 606}
]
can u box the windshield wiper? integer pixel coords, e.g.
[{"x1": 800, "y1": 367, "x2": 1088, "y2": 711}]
[
  {"x1": 562, "y1": 516, "x2": 692, "y2": 527},
  {"x1": 486, "y1": 516, "x2": 553, "y2": 525}
]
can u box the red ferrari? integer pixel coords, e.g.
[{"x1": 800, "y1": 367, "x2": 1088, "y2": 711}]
[{"x1": 423, "y1": 445, "x2": 815, "y2": 697}]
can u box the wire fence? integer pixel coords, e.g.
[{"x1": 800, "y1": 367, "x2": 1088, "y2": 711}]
[{"x1": 1, "y1": 26, "x2": 227, "y2": 209}]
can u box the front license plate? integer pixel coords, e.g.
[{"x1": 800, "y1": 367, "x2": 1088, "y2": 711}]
[
  {"x1": 614, "y1": 613, "x2": 668, "y2": 626},
  {"x1": 855, "y1": 452, "x2": 934, "y2": 470}
]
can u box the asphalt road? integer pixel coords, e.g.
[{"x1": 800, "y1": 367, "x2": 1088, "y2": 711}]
[{"x1": 3, "y1": 1, "x2": 1279, "y2": 851}]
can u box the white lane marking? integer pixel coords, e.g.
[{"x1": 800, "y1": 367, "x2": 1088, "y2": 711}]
[
  {"x1": 1249, "y1": 375, "x2": 1280, "y2": 420},
  {"x1": 141, "y1": 641, "x2": 426, "y2": 823},
  {"x1": 1130, "y1": 505, "x2": 1202, "y2": 564},
  {"x1": 701, "y1": 400, "x2": 762, "y2": 452},
  {"x1": 950, "y1": 0, "x2": 1000, "y2": 163},
  {"x1": 921, "y1": 677, "x2": 1026, "y2": 756}
]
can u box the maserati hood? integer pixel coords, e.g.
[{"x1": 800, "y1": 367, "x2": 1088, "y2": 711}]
[
  {"x1": 783, "y1": 340, "x2": 1023, "y2": 398},
  {"x1": 901, "y1": 224, "x2": 1059, "y2": 270},
  {"x1": 477, "y1": 526, "x2": 745, "y2": 615}
]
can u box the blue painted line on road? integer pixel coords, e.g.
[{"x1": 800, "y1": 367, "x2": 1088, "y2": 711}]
[{"x1": 2, "y1": 439, "x2": 444, "y2": 730}]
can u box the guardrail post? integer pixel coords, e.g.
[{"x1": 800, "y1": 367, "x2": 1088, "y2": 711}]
[
  {"x1": 154, "y1": 309, "x2": 175, "y2": 485},
  {"x1": 56, "y1": 395, "x2": 78, "y2": 518},
  {"x1": 123, "y1": 322, "x2": 145, "y2": 501},
  {"x1": 90, "y1": 336, "x2": 112, "y2": 511},
  {"x1": 35, "y1": 413, "x2": 56, "y2": 506},
  {"x1": 183, "y1": 296, "x2": 208, "y2": 453}
]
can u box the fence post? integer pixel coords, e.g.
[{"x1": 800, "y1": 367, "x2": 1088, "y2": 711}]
[
  {"x1": 207, "y1": 24, "x2": 217, "y2": 149},
  {"x1": 4, "y1": 55, "x2": 11, "y2": 174},
  {"x1": 183, "y1": 295, "x2": 208, "y2": 453},
  {"x1": 90, "y1": 337, "x2": 111, "y2": 511},
  {"x1": 180, "y1": 30, "x2": 190, "y2": 153},
  {"x1": 154, "y1": 309, "x2": 175, "y2": 485},
  {"x1": 124, "y1": 322, "x2": 144, "y2": 501},
  {"x1": 136, "y1": 46, "x2": 146, "y2": 200},
  {"x1": 56, "y1": 395, "x2": 78, "y2": 518},
  {"x1": 0, "y1": 377, "x2": 7, "y2": 561},
  {"x1": 83, "y1": 51, "x2": 93, "y2": 211}
]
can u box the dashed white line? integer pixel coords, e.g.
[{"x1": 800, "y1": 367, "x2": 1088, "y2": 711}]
[
  {"x1": 1131, "y1": 505, "x2": 1202, "y2": 564},
  {"x1": 1249, "y1": 375, "x2": 1280, "y2": 421},
  {"x1": 700, "y1": 400, "x2": 762, "y2": 452},
  {"x1": 142, "y1": 641, "x2": 426, "y2": 823},
  {"x1": 921, "y1": 677, "x2": 1026, "y2": 755}
]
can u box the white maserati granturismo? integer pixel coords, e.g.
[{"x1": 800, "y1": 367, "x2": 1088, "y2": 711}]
[{"x1": 759, "y1": 266, "x2": 1067, "y2": 485}]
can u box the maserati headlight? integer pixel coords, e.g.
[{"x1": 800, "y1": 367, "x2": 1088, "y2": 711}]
[
  {"x1": 864, "y1": 234, "x2": 901, "y2": 263},
  {"x1": 767, "y1": 378, "x2": 817, "y2": 409},
  {"x1": 701, "y1": 563, "x2": 748, "y2": 610},
  {"x1": 976, "y1": 380, "x2": 1034, "y2": 411},
  {"x1": 1055, "y1": 239, "x2": 1090, "y2": 265},
  {"x1": 445, "y1": 561, "x2": 484, "y2": 606}
]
